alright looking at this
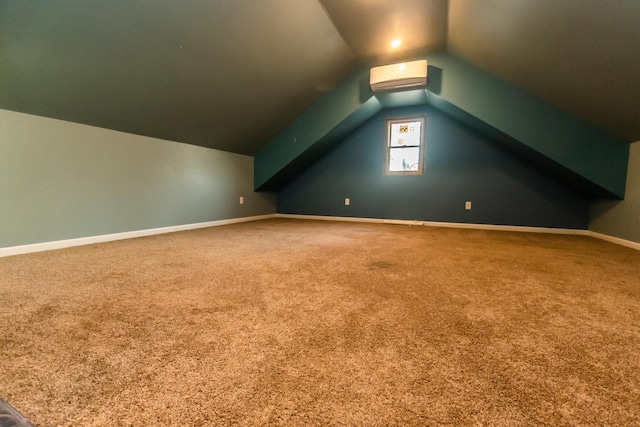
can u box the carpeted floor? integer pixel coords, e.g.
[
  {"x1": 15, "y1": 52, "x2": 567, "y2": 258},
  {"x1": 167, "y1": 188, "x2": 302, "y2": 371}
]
[{"x1": 1, "y1": 218, "x2": 639, "y2": 426}]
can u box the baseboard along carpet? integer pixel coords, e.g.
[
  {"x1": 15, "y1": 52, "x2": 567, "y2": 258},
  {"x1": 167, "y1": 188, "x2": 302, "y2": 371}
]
[{"x1": 1, "y1": 218, "x2": 639, "y2": 426}]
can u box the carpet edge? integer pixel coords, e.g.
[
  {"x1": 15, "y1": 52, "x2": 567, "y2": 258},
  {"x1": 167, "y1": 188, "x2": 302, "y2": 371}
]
[{"x1": 0, "y1": 214, "x2": 278, "y2": 258}]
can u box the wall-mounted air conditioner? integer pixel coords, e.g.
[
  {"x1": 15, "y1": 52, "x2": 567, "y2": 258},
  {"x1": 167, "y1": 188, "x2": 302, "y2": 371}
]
[{"x1": 370, "y1": 59, "x2": 428, "y2": 92}]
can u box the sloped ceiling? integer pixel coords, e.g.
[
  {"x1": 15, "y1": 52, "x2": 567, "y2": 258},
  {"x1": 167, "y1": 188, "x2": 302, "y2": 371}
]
[
  {"x1": 0, "y1": 0, "x2": 354, "y2": 155},
  {"x1": 1, "y1": 0, "x2": 639, "y2": 156},
  {"x1": 319, "y1": 0, "x2": 448, "y2": 63},
  {"x1": 448, "y1": 0, "x2": 640, "y2": 143}
]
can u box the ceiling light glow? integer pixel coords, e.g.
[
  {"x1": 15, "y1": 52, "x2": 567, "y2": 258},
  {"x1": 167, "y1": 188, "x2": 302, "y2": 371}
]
[{"x1": 390, "y1": 39, "x2": 402, "y2": 48}]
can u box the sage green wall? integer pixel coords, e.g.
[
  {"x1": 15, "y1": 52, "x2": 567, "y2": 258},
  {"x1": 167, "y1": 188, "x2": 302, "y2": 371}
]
[
  {"x1": 590, "y1": 141, "x2": 640, "y2": 244},
  {"x1": 0, "y1": 109, "x2": 276, "y2": 248}
]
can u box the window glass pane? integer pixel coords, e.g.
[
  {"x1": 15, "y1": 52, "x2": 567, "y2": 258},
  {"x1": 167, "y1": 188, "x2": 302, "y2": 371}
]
[
  {"x1": 385, "y1": 115, "x2": 425, "y2": 175},
  {"x1": 389, "y1": 147, "x2": 420, "y2": 171},
  {"x1": 389, "y1": 120, "x2": 422, "y2": 147}
]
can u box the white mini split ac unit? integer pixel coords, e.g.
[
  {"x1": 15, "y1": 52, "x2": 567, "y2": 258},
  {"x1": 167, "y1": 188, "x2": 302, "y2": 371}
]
[{"x1": 369, "y1": 59, "x2": 428, "y2": 92}]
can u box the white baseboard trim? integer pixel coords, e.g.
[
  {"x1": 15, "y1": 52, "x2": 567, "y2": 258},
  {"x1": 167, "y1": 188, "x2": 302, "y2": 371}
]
[
  {"x1": 3, "y1": 213, "x2": 638, "y2": 257},
  {"x1": 587, "y1": 230, "x2": 640, "y2": 251},
  {"x1": 276, "y1": 213, "x2": 590, "y2": 236},
  {"x1": 277, "y1": 213, "x2": 640, "y2": 250},
  {"x1": 0, "y1": 214, "x2": 278, "y2": 258}
]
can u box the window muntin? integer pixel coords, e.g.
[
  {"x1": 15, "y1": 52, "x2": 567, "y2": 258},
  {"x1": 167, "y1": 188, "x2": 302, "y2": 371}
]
[{"x1": 385, "y1": 116, "x2": 425, "y2": 175}]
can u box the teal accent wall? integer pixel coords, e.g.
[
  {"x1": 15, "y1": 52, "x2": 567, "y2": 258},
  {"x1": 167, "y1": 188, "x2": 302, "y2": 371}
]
[
  {"x1": 426, "y1": 54, "x2": 629, "y2": 199},
  {"x1": 254, "y1": 67, "x2": 381, "y2": 191},
  {"x1": 278, "y1": 105, "x2": 589, "y2": 229},
  {"x1": 255, "y1": 53, "x2": 629, "y2": 199},
  {"x1": 590, "y1": 141, "x2": 640, "y2": 244},
  {"x1": 0, "y1": 109, "x2": 276, "y2": 248}
]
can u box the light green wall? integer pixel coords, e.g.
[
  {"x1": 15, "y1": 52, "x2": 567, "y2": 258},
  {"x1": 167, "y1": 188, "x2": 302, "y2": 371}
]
[
  {"x1": 0, "y1": 109, "x2": 276, "y2": 248},
  {"x1": 590, "y1": 141, "x2": 640, "y2": 244}
]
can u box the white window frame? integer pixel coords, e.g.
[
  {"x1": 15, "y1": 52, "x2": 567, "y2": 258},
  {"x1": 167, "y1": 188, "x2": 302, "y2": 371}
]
[{"x1": 384, "y1": 116, "x2": 426, "y2": 175}]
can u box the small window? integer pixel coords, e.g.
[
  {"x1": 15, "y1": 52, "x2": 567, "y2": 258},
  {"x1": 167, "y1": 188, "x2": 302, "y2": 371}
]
[{"x1": 385, "y1": 116, "x2": 425, "y2": 175}]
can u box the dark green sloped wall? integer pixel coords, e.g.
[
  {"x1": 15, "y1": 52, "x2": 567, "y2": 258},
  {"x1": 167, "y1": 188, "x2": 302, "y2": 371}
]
[
  {"x1": 254, "y1": 67, "x2": 381, "y2": 191},
  {"x1": 278, "y1": 105, "x2": 589, "y2": 229},
  {"x1": 425, "y1": 54, "x2": 628, "y2": 199},
  {"x1": 255, "y1": 53, "x2": 628, "y2": 199}
]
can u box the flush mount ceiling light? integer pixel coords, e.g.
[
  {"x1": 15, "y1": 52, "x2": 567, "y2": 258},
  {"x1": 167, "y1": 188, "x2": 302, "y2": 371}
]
[{"x1": 390, "y1": 39, "x2": 402, "y2": 48}]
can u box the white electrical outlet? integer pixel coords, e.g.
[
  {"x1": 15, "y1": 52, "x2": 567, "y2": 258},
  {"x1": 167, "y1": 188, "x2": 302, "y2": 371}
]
[
  {"x1": 465, "y1": 201, "x2": 472, "y2": 210},
  {"x1": 345, "y1": 198, "x2": 350, "y2": 206},
  {"x1": 239, "y1": 196, "x2": 244, "y2": 205}
]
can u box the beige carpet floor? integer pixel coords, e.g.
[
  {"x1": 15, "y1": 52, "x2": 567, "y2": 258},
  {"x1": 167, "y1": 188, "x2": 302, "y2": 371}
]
[{"x1": 1, "y1": 218, "x2": 639, "y2": 426}]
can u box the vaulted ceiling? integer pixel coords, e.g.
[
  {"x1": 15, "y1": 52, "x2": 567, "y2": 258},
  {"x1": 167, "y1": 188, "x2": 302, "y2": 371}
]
[{"x1": 1, "y1": 0, "x2": 639, "y2": 156}]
